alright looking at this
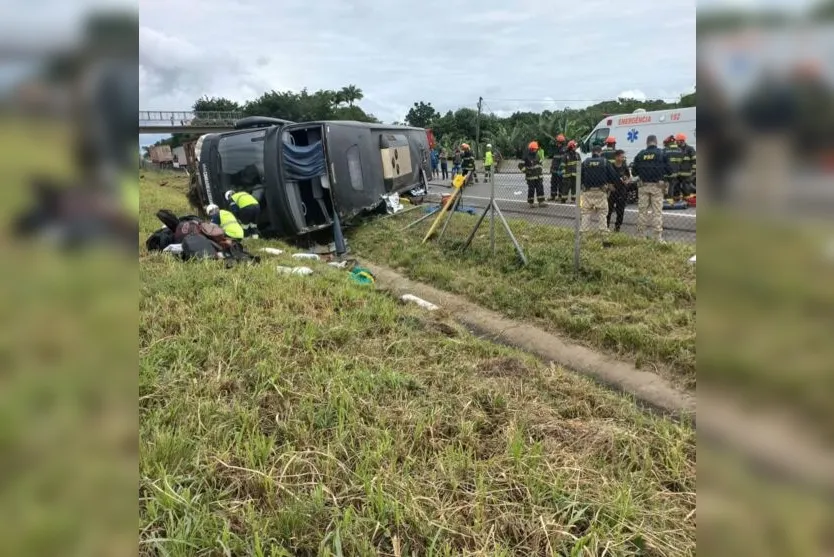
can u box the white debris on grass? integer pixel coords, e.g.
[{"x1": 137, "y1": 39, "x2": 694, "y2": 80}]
[
  {"x1": 292, "y1": 253, "x2": 320, "y2": 260},
  {"x1": 401, "y1": 294, "x2": 439, "y2": 311},
  {"x1": 163, "y1": 243, "x2": 183, "y2": 254},
  {"x1": 689, "y1": 255, "x2": 696, "y2": 264},
  {"x1": 328, "y1": 260, "x2": 349, "y2": 269},
  {"x1": 276, "y1": 266, "x2": 314, "y2": 276},
  {"x1": 260, "y1": 247, "x2": 285, "y2": 256}
]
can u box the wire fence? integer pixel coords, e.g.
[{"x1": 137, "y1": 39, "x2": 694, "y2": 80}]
[{"x1": 418, "y1": 161, "x2": 696, "y2": 271}]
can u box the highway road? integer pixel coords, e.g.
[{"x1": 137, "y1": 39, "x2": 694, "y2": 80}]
[{"x1": 426, "y1": 174, "x2": 696, "y2": 244}]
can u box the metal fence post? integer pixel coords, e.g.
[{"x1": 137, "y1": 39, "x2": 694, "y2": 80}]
[
  {"x1": 573, "y1": 159, "x2": 582, "y2": 272},
  {"x1": 490, "y1": 164, "x2": 496, "y2": 256}
]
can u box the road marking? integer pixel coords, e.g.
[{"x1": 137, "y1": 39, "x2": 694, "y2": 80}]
[{"x1": 433, "y1": 193, "x2": 698, "y2": 219}]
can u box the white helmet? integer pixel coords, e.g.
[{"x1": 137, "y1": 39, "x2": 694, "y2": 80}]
[
  {"x1": 224, "y1": 190, "x2": 234, "y2": 201},
  {"x1": 486, "y1": 143, "x2": 492, "y2": 149},
  {"x1": 205, "y1": 204, "x2": 219, "y2": 215}
]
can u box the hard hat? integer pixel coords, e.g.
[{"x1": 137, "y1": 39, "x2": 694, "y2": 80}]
[
  {"x1": 567, "y1": 140, "x2": 577, "y2": 149},
  {"x1": 528, "y1": 141, "x2": 539, "y2": 151},
  {"x1": 605, "y1": 136, "x2": 616, "y2": 145},
  {"x1": 675, "y1": 133, "x2": 687, "y2": 141},
  {"x1": 664, "y1": 135, "x2": 675, "y2": 144},
  {"x1": 205, "y1": 203, "x2": 219, "y2": 214},
  {"x1": 224, "y1": 190, "x2": 234, "y2": 201},
  {"x1": 486, "y1": 143, "x2": 492, "y2": 149},
  {"x1": 556, "y1": 134, "x2": 565, "y2": 142},
  {"x1": 461, "y1": 143, "x2": 470, "y2": 150}
]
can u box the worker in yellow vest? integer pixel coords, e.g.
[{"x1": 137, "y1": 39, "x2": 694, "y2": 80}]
[
  {"x1": 206, "y1": 204, "x2": 244, "y2": 240},
  {"x1": 483, "y1": 144, "x2": 494, "y2": 182},
  {"x1": 225, "y1": 189, "x2": 261, "y2": 238}
]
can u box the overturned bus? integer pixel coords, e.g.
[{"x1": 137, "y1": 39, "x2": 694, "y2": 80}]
[{"x1": 190, "y1": 117, "x2": 432, "y2": 239}]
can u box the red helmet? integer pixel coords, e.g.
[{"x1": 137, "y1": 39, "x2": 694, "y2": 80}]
[
  {"x1": 675, "y1": 133, "x2": 687, "y2": 142},
  {"x1": 528, "y1": 141, "x2": 539, "y2": 151},
  {"x1": 567, "y1": 140, "x2": 577, "y2": 149},
  {"x1": 605, "y1": 136, "x2": 616, "y2": 145},
  {"x1": 556, "y1": 134, "x2": 566, "y2": 142}
]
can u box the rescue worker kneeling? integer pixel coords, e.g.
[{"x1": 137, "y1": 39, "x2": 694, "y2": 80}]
[
  {"x1": 225, "y1": 189, "x2": 261, "y2": 239},
  {"x1": 580, "y1": 145, "x2": 618, "y2": 233},
  {"x1": 206, "y1": 204, "x2": 245, "y2": 241}
]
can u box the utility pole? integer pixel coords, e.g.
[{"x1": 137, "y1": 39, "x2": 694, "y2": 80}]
[{"x1": 475, "y1": 96, "x2": 483, "y2": 159}]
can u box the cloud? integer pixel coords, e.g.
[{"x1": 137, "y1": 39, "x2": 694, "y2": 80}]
[
  {"x1": 138, "y1": 0, "x2": 695, "y2": 127},
  {"x1": 618, "y1": 90, "x2": 648, "y2": 101}
]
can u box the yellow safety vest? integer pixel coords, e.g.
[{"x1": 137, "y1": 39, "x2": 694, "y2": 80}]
[
  {"x1": 484, "y1": 151, "x2": 494, "y2": 166},
  {"x1": 231, "y1": 191, "x2": 258, "y2": 209},
  {"x1": 218, "y1": 210, "x2": 244, "y2": 240}
]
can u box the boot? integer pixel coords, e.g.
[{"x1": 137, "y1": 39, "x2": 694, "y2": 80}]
[{"x1": 538, "y1": 200, "x2": 548, "y2": 207}]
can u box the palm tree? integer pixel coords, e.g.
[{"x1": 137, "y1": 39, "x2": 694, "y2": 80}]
[{"x1": 339, "y1": 85, "x2": 363, "y2": 107}]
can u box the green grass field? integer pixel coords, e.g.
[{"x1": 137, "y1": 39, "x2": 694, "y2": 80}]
[
  {"x1": 348, "y1": 210, "x2": 696, "y2": 389},
  {"x1": 140, "y1": 171, "x2": 696, "y2": 556}
]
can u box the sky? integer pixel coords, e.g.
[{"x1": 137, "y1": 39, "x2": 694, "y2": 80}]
[{"x1": 139, "y1": 0, "x2": 696, "y2": 145}]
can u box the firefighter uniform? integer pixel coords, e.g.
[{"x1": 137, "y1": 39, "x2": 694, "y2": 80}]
[
  {"x1": 561, "y1": 141, "x2": 581, "y2": 203},
  {"x1": 549, "y1": 136, "x2": 567, "y2": 201},
  {"x1": 601, "y1": 137, "x2": 618, "y2": 165},
  {"x1": 580, "y1": 150, "x2": 618, "y2": 233},
  {"x1": 229, "y1": 190, "x2": 261, "y2": 238},
  {"x1": 521, "y1": 142, "x2": 546, "y2": 206},
  {"x1": 632, "y1": 138, "x2": 673, "y2": 241},
  {"x1": 461, "y1": 144, "x2": 477, "y2": 183},
  {"x1": 677, "y1": 134, "x2": 696, "y2": 197},
  {"x1": 662, "y1": 136, "x2": 683, "y2": 199}
]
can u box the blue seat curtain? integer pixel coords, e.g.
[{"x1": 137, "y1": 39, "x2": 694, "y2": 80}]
[{"x1": 282, "y1": 140, "x2": 326, "y2": 181}]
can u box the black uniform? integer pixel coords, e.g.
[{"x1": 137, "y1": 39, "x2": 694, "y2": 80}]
[
  {"x1": 549, "y1": 143, "x2": 567, "y2": 200},
  {"x1": 521, "y1": 150, "x2": 545, "y2": 204},
  {"x1": 607, "y1": 161, "x2": 631, "y2": 231},
  {"x1": 632, "y1": 145, "x2": 673, "y2": 184},
  {"x1": 581, "y1": 154, "x2": 619, "y2": 191},
  {"x1": 601, "y1": 147, "x2": 618, "y2": 165},
  {"x1": 678, "y1": 143, "x2": 696, "y2": 196},
  {"x1": 461, "y1": 149, "x2": 477, "y2": 182},
  {"x1": 662, "y1": 142, "x2": 683, "y2": 198},
  {"x1": 561, "y1": 148, "x2": 581, "y2": 200}
]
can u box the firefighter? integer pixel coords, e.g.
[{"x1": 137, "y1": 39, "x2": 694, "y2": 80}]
[
  {"x1": 225, "y1": 189, "x2": 261, "y2": 239},
  {"x1": 484, "y1": 143, "x2": 494, "y2": 182},
  {"x1": 561, "y1": 140, "x2": 581, "y2": 203},
  {"x1": 206, "y1": 204, "x2": 245, "y2": 240},
  {"x1": 676, "y1": 133, "x2": 696, "y2": 197},
  {"x1": 662, "y1": 135, "x2": 683, "y2": 200},
  {"x1": 519, "y1": 141, "x2": 547, "y2": 207},
  {"x1": 549, "y1": 134, "x2": 567, "y2": 201},
  {"x1": 580, "y1": 145, "x2": 618, "y2": 233},
  {"x1": 631, "y1": 134, "x2": 672, "y2": 242},
  {"x1": 601, "y1": 136, "x2": 618, "y2": 164},
  {"x1": 461, "y1": 143, "x2": 478, "y2": 183},
  {"x1": 607, "y1": 149, "x2": 631, "y2": 232}
]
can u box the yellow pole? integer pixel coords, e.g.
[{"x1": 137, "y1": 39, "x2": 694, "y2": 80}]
[{"x1": 422, "y1": 172, "x2": 467, "y2": 243}]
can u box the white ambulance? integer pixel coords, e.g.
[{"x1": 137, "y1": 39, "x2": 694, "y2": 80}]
[{"x1": 579, "y1": 107, "x2": 696, "y2": 161}]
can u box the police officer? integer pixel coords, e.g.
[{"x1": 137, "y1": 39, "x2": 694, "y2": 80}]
[
  {"x1": 606, "y1": 149, "x2": 631, "y2": 232},
  {"x1": 632, "y1": 135, "x2": 673, "y2": 242},
  {"x1": 676, "y1": 133, "x2": 696, "y2": 197},
  {"x1": 549, "y1": 134, "x2": 567, "y2": 201},
  {"x1": 562, "y1": 140, "x2": 581, "y2": 203},
  {"x1": 662, "y1": 135, "x2": 683, "y2": 200},
  {"x1": 225, "y1": 189, "x2": 261, "y2": 239},
  {"x1": 461, "y1": 143, "x2": 478, "y2": 183},
  {"x1": 206, "y1": 203, "x2": 245, "y2": 240},
  {"x1": 520, "y1": 141, "x2": 547, "y2": 207},
  {"x1": 580, "y1": 145, "x2": 619, "y2": 233}
]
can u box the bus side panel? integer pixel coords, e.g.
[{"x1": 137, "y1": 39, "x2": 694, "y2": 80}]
[{"x1": 325, "y1": 124, "x2": 382, "y2": 220}]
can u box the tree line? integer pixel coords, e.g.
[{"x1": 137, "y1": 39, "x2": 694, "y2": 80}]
[{"x1": 144, "y1": 84, "x2": 696, "y2": 160}]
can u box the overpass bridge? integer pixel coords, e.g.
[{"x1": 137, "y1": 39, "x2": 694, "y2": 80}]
[{"x1": 139, "y1": 110, "x2": 243, "y2": 134}]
